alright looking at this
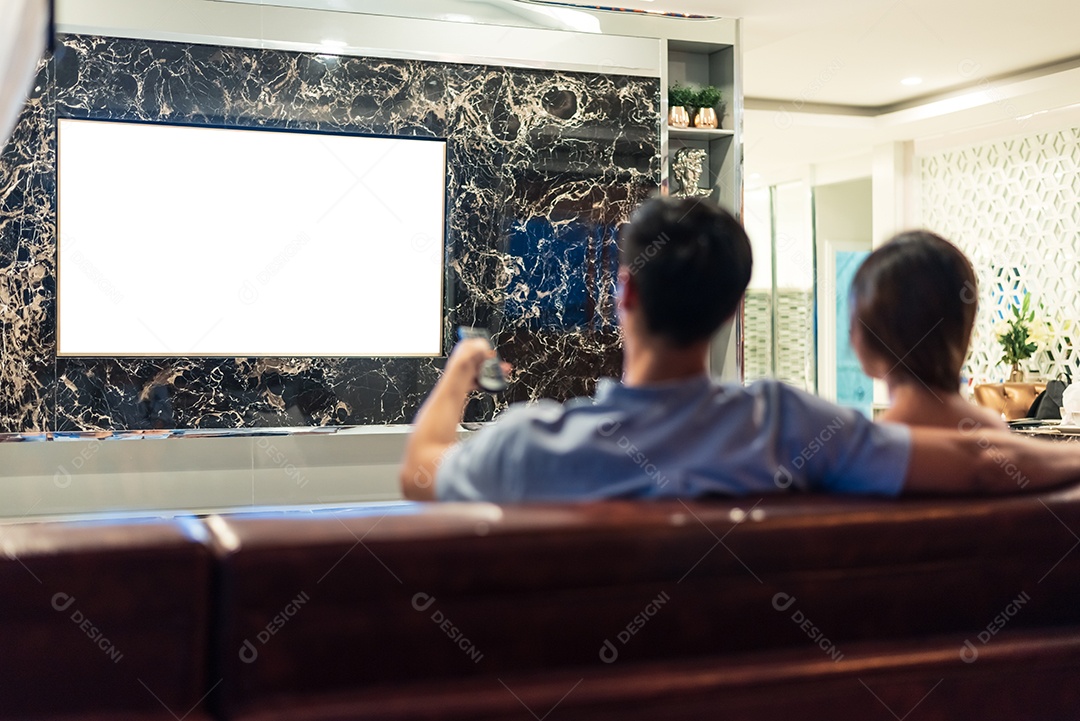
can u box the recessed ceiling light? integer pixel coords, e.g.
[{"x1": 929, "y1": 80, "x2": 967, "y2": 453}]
[{"x1": 901, "y1": 77, "x2": 923, "y2": 86}]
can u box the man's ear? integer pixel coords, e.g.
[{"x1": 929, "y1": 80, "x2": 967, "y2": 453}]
[{"x1": 617, "y1": 267, "x2": 638, "y2": 314}]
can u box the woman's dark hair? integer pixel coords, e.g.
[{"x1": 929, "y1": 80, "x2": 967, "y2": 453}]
[
  {"x1": 850, "y1": 230, "x2": 977, "y2": 391},
  {"x1": 619, "y1": 197, "x2": 753, "y2": 347}
]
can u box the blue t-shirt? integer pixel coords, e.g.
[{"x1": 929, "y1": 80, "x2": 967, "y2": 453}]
[{"x1": 435, "y1": 376, "x2": 912, "y2": 502}]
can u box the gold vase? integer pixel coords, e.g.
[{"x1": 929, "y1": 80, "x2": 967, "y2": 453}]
[
  {"x1": 693, "y1": 107, "x2": 718, "y2": 129},
  {"x1": 1009, "y1": 362, "x2": 1024, "y2": 383},
  {"x1": 668, "y1": 106, "x2": 690, "y2": 128}
]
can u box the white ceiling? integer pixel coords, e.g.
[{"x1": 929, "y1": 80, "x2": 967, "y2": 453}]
[
  {"x1": 540, "y1": 0, "x2": 1080, "y2": 185},
  {"x1": 561, "y1": 0, "x2": 1080, "y2": 108}
]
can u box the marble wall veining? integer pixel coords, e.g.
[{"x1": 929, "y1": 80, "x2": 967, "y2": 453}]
[
  {"x1": 0, "y1": 35, "x2": 659, "y2": 431},
  {"x1": 0, "y1": 61, "x2": 54, "y2": 433}
]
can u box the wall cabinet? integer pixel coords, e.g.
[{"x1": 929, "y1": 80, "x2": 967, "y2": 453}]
[
  {"x1": 660, "y1": 37, "x2": 742, "y2": 380},
  {"x1": 662, "y1": 40, "x2": 740, "y2": 214}
]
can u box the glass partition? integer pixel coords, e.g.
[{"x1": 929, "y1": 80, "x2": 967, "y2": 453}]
[
  {"x1": 742, "y1": 187, "x2": 773, "y2": 383},
  {"x1": 740, "y1": 181, "x2": 816, "y2": 391}
]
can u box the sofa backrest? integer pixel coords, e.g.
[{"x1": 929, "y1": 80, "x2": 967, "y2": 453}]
[
  {"x1": 0, "y1": 517, "x2": 214, "y2": 720},
  {"x1": 225, "y1": 626, "x2": 1080, "y2": 721},
  {"x1": 206, "y1": 490, "x2": 1080, "y2": 718}
]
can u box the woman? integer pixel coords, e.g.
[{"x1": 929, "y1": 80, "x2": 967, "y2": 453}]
[{"x1": 850, "y1": 230, "x2": 1006, "y2": 430}]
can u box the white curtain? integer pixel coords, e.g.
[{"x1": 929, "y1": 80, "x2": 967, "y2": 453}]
[{"x1": 0, "y1": 0, "x2": 48, "y2": 150}]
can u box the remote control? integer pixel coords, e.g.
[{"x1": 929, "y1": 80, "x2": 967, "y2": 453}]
[{"x1": 457, "y1": 327, "x2": 508, "y2": 393}]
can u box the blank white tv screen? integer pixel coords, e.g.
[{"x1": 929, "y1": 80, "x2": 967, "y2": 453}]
[{"x1": 57, "y1": 119, "x2": 447, "y2": 356}]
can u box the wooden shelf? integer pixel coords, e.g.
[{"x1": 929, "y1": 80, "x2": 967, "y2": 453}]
[{"x1": 668, "y1": 126, "x2": 734, "y2": 141}]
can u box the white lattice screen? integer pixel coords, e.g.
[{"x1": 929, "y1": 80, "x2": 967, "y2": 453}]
[{"x1": 920, "y1": 129, "x2": 1080, "y2": 384}]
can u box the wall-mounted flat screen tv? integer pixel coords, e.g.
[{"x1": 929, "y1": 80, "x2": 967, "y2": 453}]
[{"x1": 57, "y1": 118, "x2": 447, "y2": 357}]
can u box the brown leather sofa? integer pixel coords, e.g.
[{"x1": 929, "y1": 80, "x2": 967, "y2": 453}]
[
  {"x1": 207, "y1": 492, "x2": 1080, "y2": 720},
  {"x1": 973, "y1": 382, "x2": 1047, "y2": 420},
  {"x1": 6, "y1": 492, "x2": 1080, "y2": 719}
]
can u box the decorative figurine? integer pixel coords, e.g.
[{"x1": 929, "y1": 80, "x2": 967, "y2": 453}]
[{"x1": 672, "y1": 148, "x2": 711, "y2": 198}]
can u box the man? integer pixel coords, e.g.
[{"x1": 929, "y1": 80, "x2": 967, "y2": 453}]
[{"x1": 401, "y1": 197, "x2": 1080, "y2": 502}]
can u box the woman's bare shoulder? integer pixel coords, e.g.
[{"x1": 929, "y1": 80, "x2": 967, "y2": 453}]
[{"x1": 879, "y1": 394, "x2": 1009, "y2": 431}]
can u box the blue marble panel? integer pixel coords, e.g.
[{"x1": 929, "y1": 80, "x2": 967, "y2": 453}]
[{"x1": 492, "y1": 67, "x2": 657, "y2": 406}]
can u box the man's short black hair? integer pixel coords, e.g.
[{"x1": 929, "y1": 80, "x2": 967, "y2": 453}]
[{"x1": 619, "y1": 197, "x2": 753, "y2": 347}]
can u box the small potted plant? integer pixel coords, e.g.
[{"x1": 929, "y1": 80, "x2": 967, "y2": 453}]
[
  {"x1": 667, "y1": 83, "x2": 694, "y2": 128},
  {"x1": 995, "y1": 292, "x2": 1048, "y2": 382},
  {"x1": 692, "y1": 85, "x2": 723, "y2": 129}
]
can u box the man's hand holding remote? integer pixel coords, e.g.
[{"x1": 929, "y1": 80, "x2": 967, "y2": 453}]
[
  {"x1": 443, "y1": 337, "x2": 503, "y2": 394},
  {"x1": 456, "y1": 327, "x2": 508, "y2": 393},
  {"x1": 400, "y1": 332, "x2": 512, "y2": 500}
]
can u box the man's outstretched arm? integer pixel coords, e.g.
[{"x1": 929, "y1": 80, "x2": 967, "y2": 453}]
[
  {"x1": 400, "y1": 339, "x2": 497, "y2": 501},
  {"x1": 904, "y1": 427, "x2": 1080, "y2": 495}
]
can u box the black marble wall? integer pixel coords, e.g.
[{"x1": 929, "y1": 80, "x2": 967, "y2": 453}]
[{"x1": 0, "y1": 35, "x2": 659, "y2": 431}]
